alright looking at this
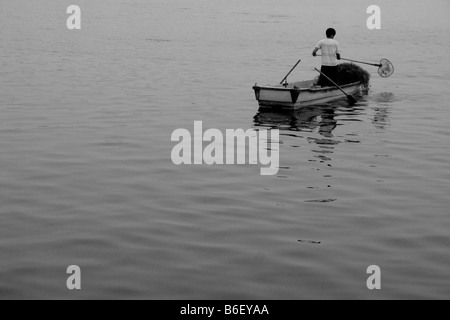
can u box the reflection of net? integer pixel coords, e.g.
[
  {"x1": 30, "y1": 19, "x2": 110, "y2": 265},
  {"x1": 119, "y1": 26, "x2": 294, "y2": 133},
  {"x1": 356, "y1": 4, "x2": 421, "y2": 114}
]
[{"x1": 378, "y1": 59, "x2": 394, "y2": 78}]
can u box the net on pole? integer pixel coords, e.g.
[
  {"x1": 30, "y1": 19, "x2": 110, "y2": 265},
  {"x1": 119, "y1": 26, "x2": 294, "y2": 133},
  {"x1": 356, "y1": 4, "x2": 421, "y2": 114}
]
[{"x1": 378, "y1": 59, "x2": 394, "y2": 78}]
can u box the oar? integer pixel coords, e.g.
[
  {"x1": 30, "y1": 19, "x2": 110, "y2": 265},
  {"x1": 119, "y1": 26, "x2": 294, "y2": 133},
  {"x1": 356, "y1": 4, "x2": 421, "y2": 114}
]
[
  {"x1": 314, "y1": 68, "x2": 357, "y2": 105},
  {"x1": 280, "y1": 59, "x2": 301, "y2": 85}
]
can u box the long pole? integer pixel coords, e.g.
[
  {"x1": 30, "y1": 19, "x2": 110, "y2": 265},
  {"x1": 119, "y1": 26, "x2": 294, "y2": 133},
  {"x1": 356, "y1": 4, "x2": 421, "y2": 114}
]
[
  {"x1": 340, "y1": 58, "x2": 381, "y2": 67},
  {"x1": 316, "y1": 55, "x2": 381, "y2": 67},
  {"x1": 280, "y1": 59, "x2": 301, "y2": 84}
]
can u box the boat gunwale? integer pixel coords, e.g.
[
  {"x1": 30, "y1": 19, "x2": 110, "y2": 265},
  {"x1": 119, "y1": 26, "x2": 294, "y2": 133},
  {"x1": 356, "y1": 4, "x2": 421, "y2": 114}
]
[{"x1": 253, "y1": 81, "x2": 361, "y2": 93}]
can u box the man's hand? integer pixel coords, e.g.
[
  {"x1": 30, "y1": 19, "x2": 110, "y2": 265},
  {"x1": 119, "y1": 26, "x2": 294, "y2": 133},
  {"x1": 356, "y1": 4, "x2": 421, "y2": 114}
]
[
  {"x1": 336, "y1": 53, "x2": 341, "y2": 60},
  {"x1": 312, "y1": 52, "x2": 317, "y2": 57}
]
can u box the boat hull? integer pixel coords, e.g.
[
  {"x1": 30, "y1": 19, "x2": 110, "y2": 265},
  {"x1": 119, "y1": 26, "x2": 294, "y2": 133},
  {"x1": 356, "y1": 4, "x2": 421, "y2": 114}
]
[{"x1": 253, "y1": 80, "x2": 363, "y2": 109}]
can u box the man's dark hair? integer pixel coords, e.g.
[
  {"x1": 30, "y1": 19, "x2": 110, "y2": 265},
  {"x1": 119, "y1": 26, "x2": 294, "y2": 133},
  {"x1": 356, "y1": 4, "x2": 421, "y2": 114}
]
[{"x1": 326, "y1": 28, "x2": 336, "y2": 38}]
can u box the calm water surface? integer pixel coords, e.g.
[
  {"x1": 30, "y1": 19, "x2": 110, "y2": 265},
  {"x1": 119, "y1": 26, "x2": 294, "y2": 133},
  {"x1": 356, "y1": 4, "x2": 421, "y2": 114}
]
[{"x1": 1, "y1": 0, "x2": 450, "y2": 299}]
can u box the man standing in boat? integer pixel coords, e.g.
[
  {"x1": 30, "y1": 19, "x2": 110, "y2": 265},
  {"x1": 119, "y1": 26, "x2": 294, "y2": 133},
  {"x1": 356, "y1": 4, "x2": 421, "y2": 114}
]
[{"x1": 312, "y1": 28, "x2": 341, "y2": 87}]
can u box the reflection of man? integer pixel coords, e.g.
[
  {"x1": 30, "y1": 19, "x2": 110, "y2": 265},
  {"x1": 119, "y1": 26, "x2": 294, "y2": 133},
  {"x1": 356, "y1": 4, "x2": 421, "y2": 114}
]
[
  {"x1": 318, "y1": 108, "x2": 337, "y2": 138},
  {"x1": 312, "y1": 28, "x2": 341, "y2": 87}
]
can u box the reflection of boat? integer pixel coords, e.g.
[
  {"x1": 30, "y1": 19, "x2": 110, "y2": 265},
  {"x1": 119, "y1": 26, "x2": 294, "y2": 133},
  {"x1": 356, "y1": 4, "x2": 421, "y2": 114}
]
[
  {"x1": 252, "y1": 79, "x2": 363, "y2": 109},
  {"x1": 254, "y1": 105, "x2": 338, "y2": 137}
]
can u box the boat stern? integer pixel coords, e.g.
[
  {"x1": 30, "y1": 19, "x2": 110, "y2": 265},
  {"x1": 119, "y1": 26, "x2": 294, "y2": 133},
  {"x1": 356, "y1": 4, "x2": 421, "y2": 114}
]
[{"x1": 253, "y1": 84, "x2": 302, "y2": 108}]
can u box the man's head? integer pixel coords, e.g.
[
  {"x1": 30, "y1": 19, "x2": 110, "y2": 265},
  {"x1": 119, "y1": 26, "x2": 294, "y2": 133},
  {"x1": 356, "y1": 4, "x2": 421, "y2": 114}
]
[{"x1": 326, "y1": 28, "x2": 336, "y2": 39}]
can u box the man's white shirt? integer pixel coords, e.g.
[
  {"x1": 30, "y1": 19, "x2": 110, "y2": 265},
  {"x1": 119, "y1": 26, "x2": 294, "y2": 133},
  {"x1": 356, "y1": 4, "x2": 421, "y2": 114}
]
[{"x1": 316, "y1": 39, "x2": 340, "y2": 66}]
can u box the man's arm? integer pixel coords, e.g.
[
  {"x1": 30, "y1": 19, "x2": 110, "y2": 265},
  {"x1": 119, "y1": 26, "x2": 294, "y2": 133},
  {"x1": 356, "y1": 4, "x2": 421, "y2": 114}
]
[
  {"x1": 312, "y1": 47, "x2": 320, "y2": 57},
  {"x1": 336, "y1": 42, "x2": 341, "y2": 60}
]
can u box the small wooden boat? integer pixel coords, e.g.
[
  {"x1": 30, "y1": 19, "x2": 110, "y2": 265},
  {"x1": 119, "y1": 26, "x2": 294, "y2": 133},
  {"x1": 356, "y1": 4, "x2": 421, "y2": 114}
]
[{"x1": 253, "y1": 80, "x2": 363, "y2": 109}]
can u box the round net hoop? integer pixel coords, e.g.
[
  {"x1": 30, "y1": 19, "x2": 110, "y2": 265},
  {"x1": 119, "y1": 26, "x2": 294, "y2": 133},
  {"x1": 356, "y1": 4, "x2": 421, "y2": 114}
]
[{"x1": 378, "y1": 59, "x2": 394, "y2": 78}]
